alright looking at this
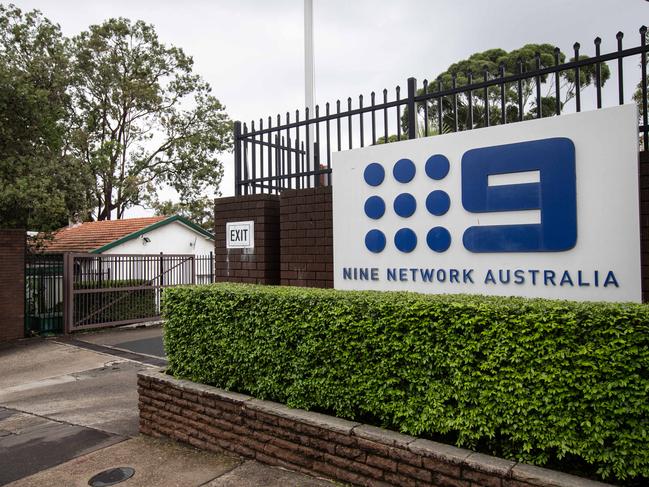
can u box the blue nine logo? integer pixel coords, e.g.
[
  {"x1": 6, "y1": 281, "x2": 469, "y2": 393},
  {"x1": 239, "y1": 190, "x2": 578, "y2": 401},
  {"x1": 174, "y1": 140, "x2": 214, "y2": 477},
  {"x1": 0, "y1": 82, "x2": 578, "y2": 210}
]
[{"x1": 363, "y1": 137, "x2": 577, "y2": 254}]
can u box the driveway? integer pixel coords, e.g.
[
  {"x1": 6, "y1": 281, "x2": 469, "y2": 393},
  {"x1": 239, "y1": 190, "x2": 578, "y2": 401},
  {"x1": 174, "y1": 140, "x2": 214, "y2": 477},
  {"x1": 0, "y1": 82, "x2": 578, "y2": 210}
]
[
  {"x1": 72, "y1": 325, "x2": 167, "y2": 359},
  {"x1": 0, "y1": 328, "x2": 335, "y2": 487}
]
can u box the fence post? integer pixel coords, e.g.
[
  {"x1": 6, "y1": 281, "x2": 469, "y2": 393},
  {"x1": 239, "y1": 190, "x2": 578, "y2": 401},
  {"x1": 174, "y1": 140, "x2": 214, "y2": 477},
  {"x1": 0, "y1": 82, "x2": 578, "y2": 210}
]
[
  {"x1": 63, "y1": 253, "x2": 74, "y2": 334},
  {"x1": 314, "y1": 141, "x2": 320, "y2": 187},
  {"x1": 407, "y1": 77, "x2": 417, "y2": 140},
  {"x1": 234, "y1": 121, "x2": 242, "y2": 196},
  {"x1": 159, "y1": 252, "x2": 164, "y2": 287},
  {"x1": 191, "y1": 255, "x2": 196, "y2": 284},
  {"x1": 157, "y1": 252, "x2": 164, "y2": 317},
  {"x1": 209, "y1": 251, "x2": 214, "y2": 284},
  {"x1": 640, "y1": 25, "x2": 648, "y2": 151}
]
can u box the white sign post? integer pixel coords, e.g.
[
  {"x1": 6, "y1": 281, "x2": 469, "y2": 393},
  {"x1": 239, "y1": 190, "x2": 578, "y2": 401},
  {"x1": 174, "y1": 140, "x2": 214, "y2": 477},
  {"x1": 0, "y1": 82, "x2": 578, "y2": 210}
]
[
  {"x1": 226, "y1": 221, "x2": 254, "y2": 249},
  {"x1": 333, "y1": 105, "x2": 641, "y2": 303}
]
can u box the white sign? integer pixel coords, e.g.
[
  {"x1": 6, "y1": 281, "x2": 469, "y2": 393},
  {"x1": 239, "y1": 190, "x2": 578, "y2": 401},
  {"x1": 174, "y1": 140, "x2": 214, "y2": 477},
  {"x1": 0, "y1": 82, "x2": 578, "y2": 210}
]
[
  {"x1": 226, "y1": 221, "x2": 254, "y2": 249},
  {"x1": 333, "y1": 105, "x2": 641, "y2": 303}
]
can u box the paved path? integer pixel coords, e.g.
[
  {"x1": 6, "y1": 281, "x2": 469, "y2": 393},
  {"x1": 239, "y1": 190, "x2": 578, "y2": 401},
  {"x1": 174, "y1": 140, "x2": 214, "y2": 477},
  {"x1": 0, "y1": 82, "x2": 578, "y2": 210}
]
[{"x1": 0, "y1": 329, "x2": 336, "y2": 487}]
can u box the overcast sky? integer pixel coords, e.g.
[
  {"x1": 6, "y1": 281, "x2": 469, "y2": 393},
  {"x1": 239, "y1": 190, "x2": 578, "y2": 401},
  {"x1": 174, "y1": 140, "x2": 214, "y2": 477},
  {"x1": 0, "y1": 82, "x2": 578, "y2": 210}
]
[{"x1": 11, "y1": 0, "x2": 649, "y2": 215}]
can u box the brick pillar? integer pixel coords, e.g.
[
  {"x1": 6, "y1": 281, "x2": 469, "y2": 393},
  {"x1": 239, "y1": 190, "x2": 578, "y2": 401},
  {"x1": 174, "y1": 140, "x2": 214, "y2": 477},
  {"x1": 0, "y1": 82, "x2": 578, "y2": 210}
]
[
  {"x1": 0, "y1": 230, "x2": 25, "y2": 342},
  {"x1": 214, "y1": 194, "x2": 280, "y2": 284},
  {"x1": 640, "y1": 151, "x2": 649, "y2": 302},
  {"x1": 280, "y1": 186, "x2": 333, "y2": 288}
]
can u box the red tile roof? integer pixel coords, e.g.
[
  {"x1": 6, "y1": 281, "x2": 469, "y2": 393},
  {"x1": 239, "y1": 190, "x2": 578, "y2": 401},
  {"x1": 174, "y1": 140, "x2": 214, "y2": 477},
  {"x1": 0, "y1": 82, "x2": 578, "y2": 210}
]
[{"x1": 41, "y1": 216, "x2": 168, "y2": 253}]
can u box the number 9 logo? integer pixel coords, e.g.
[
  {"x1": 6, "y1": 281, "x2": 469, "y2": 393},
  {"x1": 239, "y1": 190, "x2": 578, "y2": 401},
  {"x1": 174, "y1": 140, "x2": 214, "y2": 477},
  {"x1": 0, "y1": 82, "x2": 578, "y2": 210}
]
[{"x1": 461, "y1": 138, "x2": 577, "y2": 253}]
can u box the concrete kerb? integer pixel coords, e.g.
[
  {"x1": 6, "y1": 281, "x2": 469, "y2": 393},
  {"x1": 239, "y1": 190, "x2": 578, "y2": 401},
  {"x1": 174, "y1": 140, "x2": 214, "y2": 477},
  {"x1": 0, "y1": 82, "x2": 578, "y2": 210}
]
[{"x1": 137, "y1": 368, "x2": 615, "y2": 487}]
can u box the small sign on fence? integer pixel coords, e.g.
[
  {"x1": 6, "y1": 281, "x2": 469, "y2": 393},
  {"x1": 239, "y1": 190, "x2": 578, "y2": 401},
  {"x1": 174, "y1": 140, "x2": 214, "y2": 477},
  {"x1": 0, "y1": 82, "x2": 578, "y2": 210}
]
[{"x1": 226, "y1": 221, "x2": 255, "y2": 249}]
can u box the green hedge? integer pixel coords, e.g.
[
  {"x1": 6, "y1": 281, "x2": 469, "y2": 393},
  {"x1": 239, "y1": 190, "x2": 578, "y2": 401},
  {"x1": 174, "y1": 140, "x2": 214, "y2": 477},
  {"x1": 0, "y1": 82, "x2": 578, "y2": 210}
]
[{"x1": 163, "y1": 284, "x2": 649, "y2": 482}]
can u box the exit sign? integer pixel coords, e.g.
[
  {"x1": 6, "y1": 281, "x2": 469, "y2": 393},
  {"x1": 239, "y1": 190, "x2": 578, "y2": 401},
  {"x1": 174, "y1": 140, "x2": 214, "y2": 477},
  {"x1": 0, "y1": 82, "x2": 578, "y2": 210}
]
[{"x1": 226, "y1": 221, "x2": 254, "y2": 249}]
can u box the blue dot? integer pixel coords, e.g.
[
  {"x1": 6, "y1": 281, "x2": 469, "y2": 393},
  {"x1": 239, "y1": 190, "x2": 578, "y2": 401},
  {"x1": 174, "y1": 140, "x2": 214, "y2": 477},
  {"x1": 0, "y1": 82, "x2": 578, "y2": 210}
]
[
  {"x1": 427, "y1": 227, "x2": 451, "y2": 252},
  {"x1": 364, "y1": 163, "x2": 385, "y2": 186},
  {"x1": 364, "y1": 196, "x2": 385, "y2": 220},
  {"x1": 393, "y1": 158, "x2": 416, "y2": 183},
  {"x1": 365, "y1": 229, "x2": 386, "y2": 253},
  {"x1": 425, "y1": 154, "x2": 450, "y2": 180},
  {"x1": 394, "y1": 228, "x2": 417, "y2": 253},
  {"x1": 426, "y1": 191, "x2": 450, "y2": 216},
  {"x1": 393, "y1": 193, "x2": 416, "y2": 218}
]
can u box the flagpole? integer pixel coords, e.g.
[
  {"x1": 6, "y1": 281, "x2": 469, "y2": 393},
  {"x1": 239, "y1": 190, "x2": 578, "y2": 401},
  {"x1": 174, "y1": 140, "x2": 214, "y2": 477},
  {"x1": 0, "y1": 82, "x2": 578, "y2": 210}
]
[
  {"x1": 304, "y1": 0, "x2": 315, "y2": 116},
  {"x1": 304, "y1": 0, "x2": 316, "y2": 185}
]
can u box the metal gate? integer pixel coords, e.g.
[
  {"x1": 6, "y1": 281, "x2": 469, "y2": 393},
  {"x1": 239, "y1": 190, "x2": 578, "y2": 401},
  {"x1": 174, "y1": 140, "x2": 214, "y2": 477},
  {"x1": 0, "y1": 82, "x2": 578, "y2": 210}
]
[
  {"x1": 26, "y1": 252, "x2": 215, "y2": 334},
  {"x1": 63, "y1": 253, "x2": 203, "y2": 332}
]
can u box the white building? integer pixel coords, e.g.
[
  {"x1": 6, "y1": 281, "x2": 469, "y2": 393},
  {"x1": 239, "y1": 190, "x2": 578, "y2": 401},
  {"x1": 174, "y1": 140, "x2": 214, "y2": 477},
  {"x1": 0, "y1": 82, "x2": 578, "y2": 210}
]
[{"x1": 43, "y1": 215, "x2": 214, "y2": 255}]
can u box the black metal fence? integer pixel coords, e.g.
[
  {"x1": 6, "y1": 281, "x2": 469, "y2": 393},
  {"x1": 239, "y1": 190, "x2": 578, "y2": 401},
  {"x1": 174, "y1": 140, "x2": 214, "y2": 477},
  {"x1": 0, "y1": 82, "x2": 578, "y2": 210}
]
[
  {"x1": 25, "y1": 253, "x2": 64, "y2": 334},
  {"x1": 234, "y1": 26, "x2": 649, "y2": 196}
]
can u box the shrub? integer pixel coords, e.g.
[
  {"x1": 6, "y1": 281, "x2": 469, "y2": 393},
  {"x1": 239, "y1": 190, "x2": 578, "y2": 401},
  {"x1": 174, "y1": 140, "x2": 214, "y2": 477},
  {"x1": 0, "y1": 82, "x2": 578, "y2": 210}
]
[{"x1": 163, "y1": 283, "x2": 649, "y2": 481}]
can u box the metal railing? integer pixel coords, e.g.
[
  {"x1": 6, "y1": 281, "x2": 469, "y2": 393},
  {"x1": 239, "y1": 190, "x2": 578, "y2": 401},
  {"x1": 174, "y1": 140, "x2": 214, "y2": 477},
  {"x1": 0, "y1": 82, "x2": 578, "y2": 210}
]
[
  {"x1": 25, "y1": 253, "x2": 64, "y2": 334},
  {"x1": 234, "y1": 26, "x2": 648, "y2": 195}
]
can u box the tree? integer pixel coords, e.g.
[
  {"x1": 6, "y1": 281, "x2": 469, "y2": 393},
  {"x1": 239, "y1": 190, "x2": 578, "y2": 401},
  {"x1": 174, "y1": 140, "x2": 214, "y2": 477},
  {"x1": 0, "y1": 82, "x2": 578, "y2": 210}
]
[
  {"x1": 69, "y1": 18, "x2": 232, "y2": 221},
  {"x1": 153, "y1": 197, "x2": 214, "y2": 232},
  {"x1": 397, "y1": 44, "x2": 610, "y2": 138},
  {"x1": 0, "y1": 4, "x2": 92, "y2": 231}
]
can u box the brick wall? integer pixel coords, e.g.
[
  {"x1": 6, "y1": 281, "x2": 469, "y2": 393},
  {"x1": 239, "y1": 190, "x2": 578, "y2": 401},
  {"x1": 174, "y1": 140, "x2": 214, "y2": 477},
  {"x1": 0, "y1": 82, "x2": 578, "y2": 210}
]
[
  {"x1": 214, "y1": 194, "x2": 280, "y2": 285},
  {"x1": 0, "y1": 230, "x2": 25, "y2": 343},
  {"x1": 138, "y1": 369, "x2": 611, "y2": 487},
  {"x1": 640, "y1": 151, "x2": 649, "y2": 302},
  {"x1": 280, "y1": 186, "x2": 333, "y2": 288}
]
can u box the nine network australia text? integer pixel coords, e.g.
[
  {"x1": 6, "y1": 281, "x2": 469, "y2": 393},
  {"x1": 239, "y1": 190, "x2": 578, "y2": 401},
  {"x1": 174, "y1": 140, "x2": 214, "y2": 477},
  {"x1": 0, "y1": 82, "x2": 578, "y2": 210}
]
[{"x1": 342, "y1": 267, "x2": 620, "y2": 288}]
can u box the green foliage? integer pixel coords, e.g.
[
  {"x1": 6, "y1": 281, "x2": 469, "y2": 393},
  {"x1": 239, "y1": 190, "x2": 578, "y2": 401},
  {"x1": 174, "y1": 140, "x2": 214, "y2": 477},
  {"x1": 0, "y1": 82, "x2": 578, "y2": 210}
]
[
  {"x1": 375, "y1": 133, "x2": 409, "y2": 145},
  {"x1": 163, "y1": 284, "x2": 649, "y2": 483},
  {"x1": 0, "y1": 6, "x2": 232, "y2": 229},
  {"x1": 153, "y1": 196, "x2": 214, "y2": 233},
  {"x1": 0, "y1": 4, "x2": 93, "y2": 230},
  {"x1": 76, "y1": 279, "x2": 156, "y2": 324},
  {"x1": 398, "y1": 43, "x2": 611, "y2": 137},
  {"x1": 69, "y1": 17, "x2": 232, "y2": 220}
]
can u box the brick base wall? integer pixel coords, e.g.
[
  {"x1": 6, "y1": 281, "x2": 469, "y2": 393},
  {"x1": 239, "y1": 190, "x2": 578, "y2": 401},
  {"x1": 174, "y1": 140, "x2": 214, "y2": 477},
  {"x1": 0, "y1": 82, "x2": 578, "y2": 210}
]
[
  {"x1": 214, "y1": 194, "x2": 280, "y2": 284},
  {"x1": 280, "y1": 187, "x2": 333, "y2": 288},
  {"x1": 138, "y1": 369, "x2": 610, "y2": 487},
  {"x1": 0, "y1": 230, "x2": 25, "y2": 343},
  {"x1": 214, "y1": 188, "x2": 333, "y2": 289}
]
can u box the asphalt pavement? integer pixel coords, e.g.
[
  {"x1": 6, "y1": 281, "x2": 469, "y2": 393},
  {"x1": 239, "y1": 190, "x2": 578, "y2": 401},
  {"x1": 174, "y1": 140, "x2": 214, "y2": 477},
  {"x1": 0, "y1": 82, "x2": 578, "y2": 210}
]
[
  {"x1": 0, "y1": 327, "x2": 336, "y2": 487},
  {"x1": 72, "y1": 325, "x2": 167, "y2": 360}
]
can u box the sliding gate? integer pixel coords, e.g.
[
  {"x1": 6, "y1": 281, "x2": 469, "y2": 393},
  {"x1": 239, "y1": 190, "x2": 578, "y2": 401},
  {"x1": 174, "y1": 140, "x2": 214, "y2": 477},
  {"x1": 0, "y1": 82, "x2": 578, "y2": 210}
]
[{"x1": 63, "y1": 253, "x2": 204, "y2": 332}]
